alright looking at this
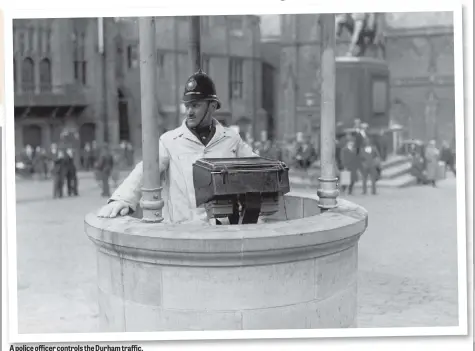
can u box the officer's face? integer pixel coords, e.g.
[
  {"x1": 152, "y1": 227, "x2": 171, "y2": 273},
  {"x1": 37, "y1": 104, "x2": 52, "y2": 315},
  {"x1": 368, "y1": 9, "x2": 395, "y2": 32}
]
[{"x1": 185, "y1": 101, "x2": 214, "y2": 128}]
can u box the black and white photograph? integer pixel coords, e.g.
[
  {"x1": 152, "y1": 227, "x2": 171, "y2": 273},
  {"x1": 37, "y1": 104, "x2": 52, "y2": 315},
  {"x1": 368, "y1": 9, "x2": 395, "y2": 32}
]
[{"x1": 2, "y1": 2, "x2": 472, "y2": 348}]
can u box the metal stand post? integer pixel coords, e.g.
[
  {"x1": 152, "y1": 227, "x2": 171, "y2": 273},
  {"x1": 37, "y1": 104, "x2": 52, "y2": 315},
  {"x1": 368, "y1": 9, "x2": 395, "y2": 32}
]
[
  {"x1": 318, "y1": 14, "x2": 339, "y2": 210},
  {"x1": 189, "y1": 16, "x2": 201, "y2": 72},
  {"x1": 139, "y1": 17, "x2": 164, "y2": 223}
]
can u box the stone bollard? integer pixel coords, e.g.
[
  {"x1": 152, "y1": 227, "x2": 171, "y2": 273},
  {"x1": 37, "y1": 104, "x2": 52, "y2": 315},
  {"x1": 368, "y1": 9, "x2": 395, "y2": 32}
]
[{"x1": 84, "y1": 192, "x2": 368, "y2": 331}]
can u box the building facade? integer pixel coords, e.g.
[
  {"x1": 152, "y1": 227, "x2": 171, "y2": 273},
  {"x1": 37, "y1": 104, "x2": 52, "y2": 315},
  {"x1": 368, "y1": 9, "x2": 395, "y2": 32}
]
[
  {"x1": 13, "y1": 16, "x2": 273, "y2": 156},
  {"x1": 277, "y1": 12, "x2": 455, "y2": 144},
  {"x1": 13, "y1": 18, "x2": 105, "y2": 153}
]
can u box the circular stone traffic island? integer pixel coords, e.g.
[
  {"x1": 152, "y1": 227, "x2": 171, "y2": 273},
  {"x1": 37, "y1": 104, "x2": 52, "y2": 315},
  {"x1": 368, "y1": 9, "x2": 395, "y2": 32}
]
[{"x1": 84, "y1": 192, "x2": 368, "y2": 332}]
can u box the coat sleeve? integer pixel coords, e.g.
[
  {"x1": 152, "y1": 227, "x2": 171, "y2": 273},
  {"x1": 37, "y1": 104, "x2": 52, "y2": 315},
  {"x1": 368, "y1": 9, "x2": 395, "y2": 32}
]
[
  {"x1": 108, "y1": 138, "x2": 171, "y2": 211},
  {"x1": 236, "y1": 138, "x2": 259, "y2": 158}
]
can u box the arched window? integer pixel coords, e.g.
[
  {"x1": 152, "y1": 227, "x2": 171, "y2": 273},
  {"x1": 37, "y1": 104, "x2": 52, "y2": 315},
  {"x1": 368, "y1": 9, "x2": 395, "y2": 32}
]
[
  {"x1": 21, "y1": 57, "x2": 35, "y2": 92},
  {"x1": 39, "y1": 58, "x2": 52, "y2": 92}
]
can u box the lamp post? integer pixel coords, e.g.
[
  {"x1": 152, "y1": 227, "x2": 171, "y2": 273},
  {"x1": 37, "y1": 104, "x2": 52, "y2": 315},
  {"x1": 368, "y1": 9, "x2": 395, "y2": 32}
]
[
  {"x1": 317, "y1": 13, "x2": 339, "y2": 210},
  {"x1": 138, "y1": 17, "x2": 164, "y2": 223}
]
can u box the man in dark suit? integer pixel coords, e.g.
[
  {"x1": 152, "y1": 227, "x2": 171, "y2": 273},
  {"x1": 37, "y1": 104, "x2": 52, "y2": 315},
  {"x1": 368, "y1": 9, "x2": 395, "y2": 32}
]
[
  {"x1": 340, "y1": 139, "x2": 361, "y2": 195},
  {"x1": 65, "y1": 148, "x2": 79, "y2": 196},
  {"x1": 359, "y1": 139, "x2": 381, "y2": 195},
  {"x1": 96, "y1": 144, "x2": 114, "y2": 197}
]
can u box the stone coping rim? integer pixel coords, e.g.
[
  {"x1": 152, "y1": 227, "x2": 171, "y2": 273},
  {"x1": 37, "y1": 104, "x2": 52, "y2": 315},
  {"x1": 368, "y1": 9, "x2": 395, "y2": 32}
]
[{"x1": 85, "y1": 192, "x2": 368, "y2": 258}]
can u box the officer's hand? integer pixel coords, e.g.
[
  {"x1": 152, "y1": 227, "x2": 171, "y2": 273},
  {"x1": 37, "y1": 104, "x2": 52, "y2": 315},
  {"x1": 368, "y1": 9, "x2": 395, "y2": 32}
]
[{"x1": 97, "y1": 200, "x2": 130, "y2": 218}]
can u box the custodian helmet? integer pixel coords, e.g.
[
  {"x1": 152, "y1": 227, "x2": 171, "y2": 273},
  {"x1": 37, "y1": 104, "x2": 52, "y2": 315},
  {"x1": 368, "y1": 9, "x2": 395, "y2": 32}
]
[{"x1": 182, "y1": 70, "x2": 221, "y2": 110}]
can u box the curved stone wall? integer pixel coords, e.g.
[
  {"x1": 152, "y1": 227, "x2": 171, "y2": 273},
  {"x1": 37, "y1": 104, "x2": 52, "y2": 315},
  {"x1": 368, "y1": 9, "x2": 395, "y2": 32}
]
[{"x1": 85, "y1": 192, "x2": 368, "y2": 331}]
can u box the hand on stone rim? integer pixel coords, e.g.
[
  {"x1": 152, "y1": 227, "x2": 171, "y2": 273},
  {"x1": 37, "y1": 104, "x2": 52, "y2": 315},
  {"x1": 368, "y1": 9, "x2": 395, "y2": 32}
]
[{"x1": 97, "y1": 200, "x2": 130, "y2": 218}]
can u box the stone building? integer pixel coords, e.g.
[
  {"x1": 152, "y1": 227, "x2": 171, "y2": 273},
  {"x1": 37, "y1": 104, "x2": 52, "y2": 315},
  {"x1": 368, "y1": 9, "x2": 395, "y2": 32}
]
[
  {"x1": 13, "y1": 18, "x2": 106, "y2": 152},
  {"x1": 276, "y1": 12, "x2": 455, "y2": 144},
  {"x1": 13, "y1": 16, "x2": 272, "y2": 155}
]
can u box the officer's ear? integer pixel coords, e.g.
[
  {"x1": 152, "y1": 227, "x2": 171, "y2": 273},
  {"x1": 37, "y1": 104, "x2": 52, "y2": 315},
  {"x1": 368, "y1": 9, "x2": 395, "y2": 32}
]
[{"x1": 209, "y1": 101, "x2": 218, "y2": 112}]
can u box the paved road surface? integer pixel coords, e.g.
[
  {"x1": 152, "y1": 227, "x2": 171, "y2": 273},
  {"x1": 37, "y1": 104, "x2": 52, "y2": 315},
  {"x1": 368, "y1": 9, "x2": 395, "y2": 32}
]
[{"x1": 13, "y1": 174, "x2": 460, "y2": 333}]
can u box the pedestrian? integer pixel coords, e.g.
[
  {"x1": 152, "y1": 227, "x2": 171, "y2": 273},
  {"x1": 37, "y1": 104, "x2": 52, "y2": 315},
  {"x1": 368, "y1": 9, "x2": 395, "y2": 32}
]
[
  {"x1": 65, "y1": 148, "x2": 79, "y2": 196},
  {"x1": 359, "y1": 139, "x2": 381, "y2": 195},
  {"x1": 409, "y1": 149, "x2": 427, "y2": 184},
  {"x1": 439, "y1": 141, "x2": 456, "y2": 176},
  {"x1": 97, "y1": 70, "x2": 258, "y2": 223},
  {"x1": 19, "y1": 144, "x2": 35, "y2": 177},
  {"x1": 340, "y1": 138, "x2": 360, "y2": 195},
  {"x1": 52, "y1": 150, "x2": 66, "y2": 199},
  {"x1": 90, "y1": 140, "x2": 98, "y2": 170},
  {"x1": 125, "y1": 142, "x2": 134, "y2": 168},
  {"x1": 295, "y1": 136, "x2": 317, "y2": 170},
  {"x1": 111, "y1": 148, "x2": 121, "y2": 188},
  {"x1": 82, "y1": 143, "x2": 92, "y2": 171},
  {"x1": 424, "y1": 140, "x2": 440, "y2": 187},
  {"x1": 33, "y1": 146, "x2": 48, "y2": 180},
  {"x1": 95, "y1": 144, "x2": 114, "y2": 198}
]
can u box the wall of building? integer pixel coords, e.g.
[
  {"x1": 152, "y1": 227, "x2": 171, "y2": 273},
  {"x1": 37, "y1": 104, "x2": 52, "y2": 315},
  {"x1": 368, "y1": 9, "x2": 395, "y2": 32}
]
[
  {"x1": 14, "y1": 16, "x2": 274, "y2": 154},
  {"x1": 277, "y1": 12, "x2": 455, "y2": 144},
  {"x1": 386, "y1": 26, "x2": 455, "y2": 143},
  {"x1": 13, "y1": 18, "x2": 109, "y2": 150}
]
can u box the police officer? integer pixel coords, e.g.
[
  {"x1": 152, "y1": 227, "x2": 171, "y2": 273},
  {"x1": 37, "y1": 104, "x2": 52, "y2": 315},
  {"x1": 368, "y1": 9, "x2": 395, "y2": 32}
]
[{"x1": 97, "y1": 70, "x2": 257, "y2": 222}]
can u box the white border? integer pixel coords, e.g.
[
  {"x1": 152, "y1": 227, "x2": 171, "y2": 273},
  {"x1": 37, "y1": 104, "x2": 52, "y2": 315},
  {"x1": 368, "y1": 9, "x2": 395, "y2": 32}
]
[{"x1": 2, "y1": 0, "x2": 471, "y2": 347}]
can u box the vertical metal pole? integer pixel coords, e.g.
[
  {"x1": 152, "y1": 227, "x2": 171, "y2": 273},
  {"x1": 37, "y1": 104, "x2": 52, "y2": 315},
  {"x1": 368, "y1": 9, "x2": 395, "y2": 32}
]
[
  {"x1": 225, "y1": 16, "x2": 234, "y2": 120},
  {"x1": 189, "y1": 16, "x2": 201, "y2": 73},
  {"x1": 98, "y1": 18, "x2": 109, "y2": 144},
  {"x1": 294, "y1": 15, "x2": 299, "y2": 135},
  {"x1": 318, "y1": 13, "x2": 339, "y2": 210},
  {"x1": 174, "y1": 17, "x2": 181, "y2": 126},
  {"x1": 139, "y1": 17, "x2": 164, "y2": 223},
  {"x1": 251, "y1": 16, "x2": 258, "y2": 141}
]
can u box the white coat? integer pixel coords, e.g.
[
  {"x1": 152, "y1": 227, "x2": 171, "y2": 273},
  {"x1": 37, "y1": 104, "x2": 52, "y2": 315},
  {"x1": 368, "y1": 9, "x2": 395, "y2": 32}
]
[{"x1": 109, "y1": 119, "x2": 258, "y2": 223}]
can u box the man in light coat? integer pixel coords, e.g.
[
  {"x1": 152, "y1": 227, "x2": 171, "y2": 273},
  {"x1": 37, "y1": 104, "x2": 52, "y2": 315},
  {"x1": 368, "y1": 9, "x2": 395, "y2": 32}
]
[{"x1": 98, "y1": 70, "x2": 257, "y2": 223}]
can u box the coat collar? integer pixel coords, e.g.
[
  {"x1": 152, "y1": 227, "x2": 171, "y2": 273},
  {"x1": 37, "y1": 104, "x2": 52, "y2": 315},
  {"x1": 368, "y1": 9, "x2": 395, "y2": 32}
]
[{"x1": 178, "y1": 118, "x2": 227, "y2": 146}]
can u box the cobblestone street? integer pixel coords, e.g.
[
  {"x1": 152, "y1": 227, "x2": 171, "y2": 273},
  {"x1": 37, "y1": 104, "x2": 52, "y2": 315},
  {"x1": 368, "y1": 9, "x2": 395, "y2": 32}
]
[{"x1": 13, "y1": 174, "x2": 460, "y2": 333}]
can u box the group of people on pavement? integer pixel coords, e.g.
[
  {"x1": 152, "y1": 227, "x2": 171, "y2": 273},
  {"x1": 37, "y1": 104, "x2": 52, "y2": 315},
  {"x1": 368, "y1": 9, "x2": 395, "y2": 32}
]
[
  {"x1": 16, "y1": 139, "x2": 136, "y2": 200},
  {"x1": 409, "y1": 139, "x2": 456, "y2": 187},
  {"x1": 336, "y1": 120, "x2": 382, "y2": 195},
  {"x1": 16, "y1": 144, "x2": 78, "y2": 198}
]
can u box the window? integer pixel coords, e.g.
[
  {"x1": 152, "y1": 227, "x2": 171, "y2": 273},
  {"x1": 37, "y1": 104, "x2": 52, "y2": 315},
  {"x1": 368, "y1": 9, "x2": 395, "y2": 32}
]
[
  {"x1": 81, "y1": 61, "x2": 87, "y2": 85},
  {"x1": 127, "y1": 44, "x2": 139, "y2": 69},
  {"x1": 229, "y1": 58, "x2": 243, "y2": 99},
  {"x1": 21, "y1": 57, "x2": 35, "y2": 92},
  {"x1": 74, "y1": 61, "x2": 87, "y2": 85},
  {"x1": 38, "y1": 28, "x2": 43, "y2": 54},
  {"x1": 73, "y1": 30, "x2": 87, "y2": 85},
  {"x1": 202, "y1": 55, "x2": 210, "y2": 74},
  {"x1": 18, "y1": 32, "x2": 25, "y2": 54},
  {"x1": 39, "y1": 58, "x2": 52, "y2": 92},
  {"x1": 46, "y1": 29, "x2": 52, "y2": 52},
  {"x1": 27, "y1": 27, "x2": 35, "y2": 51}
]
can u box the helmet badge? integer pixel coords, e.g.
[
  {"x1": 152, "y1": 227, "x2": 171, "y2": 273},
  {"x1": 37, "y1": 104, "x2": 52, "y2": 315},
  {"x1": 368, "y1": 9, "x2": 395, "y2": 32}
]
[{"x1": 186, "y1": 78, "x2": 197, "y2": 91}]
